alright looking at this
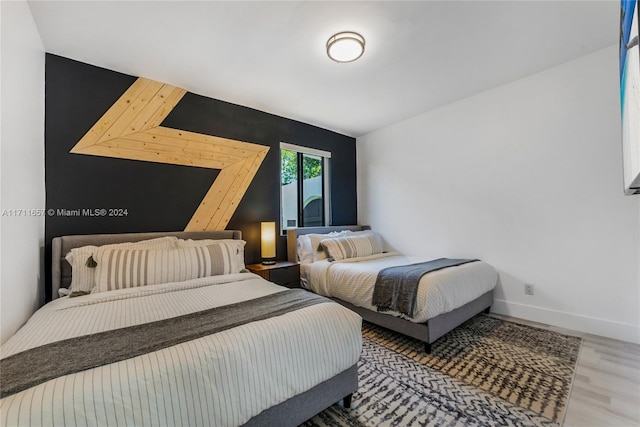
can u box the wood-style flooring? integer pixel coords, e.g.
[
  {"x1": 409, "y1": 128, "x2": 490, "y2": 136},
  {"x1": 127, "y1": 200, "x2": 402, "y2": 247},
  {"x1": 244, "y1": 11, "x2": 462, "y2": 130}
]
[{"x1": 490, "y1": 314, "x2": 640, "y2": 427}]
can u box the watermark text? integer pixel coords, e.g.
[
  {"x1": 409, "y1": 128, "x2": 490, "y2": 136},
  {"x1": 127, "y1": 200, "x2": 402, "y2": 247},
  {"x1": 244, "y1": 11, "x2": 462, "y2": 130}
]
[{"x1": 1, "y1": 208, "x2": 129, "y2": 217}]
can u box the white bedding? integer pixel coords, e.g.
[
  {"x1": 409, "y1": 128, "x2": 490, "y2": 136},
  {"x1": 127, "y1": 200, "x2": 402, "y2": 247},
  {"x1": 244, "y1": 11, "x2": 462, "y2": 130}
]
[
  {"x1": 1, "y1": 273, "x2": 362, "y2": 427},
  {"x1": 301, "y1": 252, "x2": 498, "y2": 323}
]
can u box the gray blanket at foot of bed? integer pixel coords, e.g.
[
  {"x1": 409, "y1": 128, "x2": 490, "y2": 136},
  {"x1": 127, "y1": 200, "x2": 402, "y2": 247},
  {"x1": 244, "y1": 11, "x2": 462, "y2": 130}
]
[
  {"x1": 0, "y1": 288, "x2": 329, "y2": 398},
  {"x1": 372, "y1": 258, "x2": 478, "y2": 317}
]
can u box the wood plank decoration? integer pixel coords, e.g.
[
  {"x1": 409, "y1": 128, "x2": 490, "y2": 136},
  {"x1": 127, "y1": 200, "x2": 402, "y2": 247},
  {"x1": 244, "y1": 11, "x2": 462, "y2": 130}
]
[{"x1": 70, "y1": 77, "x2": 269, "y2": 231}]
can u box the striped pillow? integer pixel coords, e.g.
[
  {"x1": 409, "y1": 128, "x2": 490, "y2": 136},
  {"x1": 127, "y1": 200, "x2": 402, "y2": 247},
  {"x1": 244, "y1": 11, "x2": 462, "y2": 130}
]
[
  {"x1": 306, "y1": 231, "x2": 352, "y2": 262},
  {"x1": 320, "y1": 232, "x2": 383, "y2": 261},
  {"x1": 65, "y1": 236, "x2": 178, "y2": 294},
  {"x1": 94, "y1": 243, "x2": 239, "y2": 293},
  {"x1": 175, "y1": 239, "x2": 246, "y2": 272}
]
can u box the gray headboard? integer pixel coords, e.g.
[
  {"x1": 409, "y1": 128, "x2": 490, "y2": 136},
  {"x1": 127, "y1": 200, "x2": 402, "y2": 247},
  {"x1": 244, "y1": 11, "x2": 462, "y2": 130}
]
[
  {"x1": 286, "y1": 225, "x2": 370, "y2": 262},
  {"x1": 51, "y1": 230, "x2": 242, "y2": 300}
]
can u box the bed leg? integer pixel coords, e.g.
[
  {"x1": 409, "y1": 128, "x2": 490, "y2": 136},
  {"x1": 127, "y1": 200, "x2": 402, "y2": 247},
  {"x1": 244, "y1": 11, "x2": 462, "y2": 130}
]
[
  {"x1": 484, "y1": 306, "x2": 491, "y2": 314},
  {"x1": 424, "y1": 342, "x2": 432, "y2": 354},
  {"x1": 343, "y1": 393, "x2": 353, "y2": 408}
]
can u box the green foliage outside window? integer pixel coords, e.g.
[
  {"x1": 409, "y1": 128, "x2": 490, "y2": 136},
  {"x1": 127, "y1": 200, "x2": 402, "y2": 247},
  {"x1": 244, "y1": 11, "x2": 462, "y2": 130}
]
[{"x1": 281, "y1": 149, "x2": 322, "y2": 185}]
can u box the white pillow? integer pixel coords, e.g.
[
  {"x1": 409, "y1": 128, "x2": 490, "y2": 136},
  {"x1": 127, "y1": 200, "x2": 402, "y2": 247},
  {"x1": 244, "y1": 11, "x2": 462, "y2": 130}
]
[
  {"x1": 296, "y1": 235, "x2": 314, "y2": 263},
  {"x1": 320, "y1": 232, "x2": 384, "y2": 261},
  {"x1": 175, "y1": 239, "x2": 246, "y2": 272},
  {"x1": 65, "y1": 236, "x2": 178, "y2": 294},
  {"x1": 93, "y1": 243, "x2": 240, "y2": 293}
]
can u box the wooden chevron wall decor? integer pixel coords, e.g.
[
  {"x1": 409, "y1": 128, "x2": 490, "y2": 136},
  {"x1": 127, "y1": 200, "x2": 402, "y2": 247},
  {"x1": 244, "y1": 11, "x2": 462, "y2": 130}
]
[{"x1": 70, "y1": 77, "x2": 269, "y2": 231}]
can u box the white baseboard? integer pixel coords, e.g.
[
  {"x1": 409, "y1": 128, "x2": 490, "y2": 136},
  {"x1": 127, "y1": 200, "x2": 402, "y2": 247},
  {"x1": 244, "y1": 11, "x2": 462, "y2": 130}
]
[{"x1": 492, "y1": 299, "x2": 640, "y2": 344}]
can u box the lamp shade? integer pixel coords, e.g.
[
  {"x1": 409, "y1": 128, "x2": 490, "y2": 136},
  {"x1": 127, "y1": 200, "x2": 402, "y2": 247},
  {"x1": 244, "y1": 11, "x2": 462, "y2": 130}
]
[{"x1": 261, "y1": 221, "x2": 276, "y2": 260}]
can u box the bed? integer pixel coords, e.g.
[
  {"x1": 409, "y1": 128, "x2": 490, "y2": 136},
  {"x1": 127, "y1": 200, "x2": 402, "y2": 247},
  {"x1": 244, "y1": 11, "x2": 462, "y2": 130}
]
[
  {"x1": 1, "y1": 230, "x2": 361, "y2": 427},
  {"x1": 287, "y1": 226, "x2": 497, "y2": 353}
]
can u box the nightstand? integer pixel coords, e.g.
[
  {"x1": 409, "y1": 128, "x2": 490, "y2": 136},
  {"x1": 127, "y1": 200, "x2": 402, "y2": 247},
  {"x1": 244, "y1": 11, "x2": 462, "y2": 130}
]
[{"x1": 246, "y1": 261, "x2": 300, "y2": 288}]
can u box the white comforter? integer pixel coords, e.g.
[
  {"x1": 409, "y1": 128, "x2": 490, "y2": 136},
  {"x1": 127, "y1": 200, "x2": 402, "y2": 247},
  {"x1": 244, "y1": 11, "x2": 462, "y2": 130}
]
[
  {"x1": 0, "y1": 273, "x2": 362, "y2": 427},
  {"x1": 302, "y1": 253, "x2": 498, "y2": 323}
]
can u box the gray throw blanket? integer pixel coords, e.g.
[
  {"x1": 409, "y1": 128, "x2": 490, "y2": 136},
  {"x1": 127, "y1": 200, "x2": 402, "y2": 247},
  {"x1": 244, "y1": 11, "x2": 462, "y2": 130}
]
[
  {"x1": 372, "y1": 258, "x2": 478, "y2": 317},
  {"x1": 0, "y1": 288, "x2": 329, "y2": 399}
]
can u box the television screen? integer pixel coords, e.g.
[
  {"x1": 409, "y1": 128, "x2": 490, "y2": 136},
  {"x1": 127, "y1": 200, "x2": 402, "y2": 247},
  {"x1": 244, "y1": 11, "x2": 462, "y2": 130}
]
[{"x1": 620, "y1": 0, "x2": 640, "y2": 195}]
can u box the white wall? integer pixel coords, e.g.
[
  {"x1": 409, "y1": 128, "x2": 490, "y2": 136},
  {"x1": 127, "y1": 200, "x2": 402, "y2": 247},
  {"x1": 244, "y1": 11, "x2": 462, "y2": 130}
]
[
  {"x1": 357, "y1": 46, "x2": 640, "y2": 344},
  {"x1": 0, "y1": 1, "x2": 46, "y2": 344}
]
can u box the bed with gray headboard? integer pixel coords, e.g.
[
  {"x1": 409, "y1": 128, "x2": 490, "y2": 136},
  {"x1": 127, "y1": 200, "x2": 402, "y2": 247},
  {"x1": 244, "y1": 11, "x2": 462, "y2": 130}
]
[
  {"x1": 51, "y1": 230, "x2": 242, "y2": 300},
  {"x1": 287, "y1": 226, "x2": 496, "y2": 353},
  {"x1": 1, "y1": 230, "x2": 360, "y2": 427}
]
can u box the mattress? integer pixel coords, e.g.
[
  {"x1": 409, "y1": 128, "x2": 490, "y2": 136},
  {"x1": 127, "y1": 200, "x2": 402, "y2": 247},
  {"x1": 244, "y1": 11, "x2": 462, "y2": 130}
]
[
  {"x1": 301, "y1": 252, "x2": 498, "y2": 323},
  {"x1": 0, "y1": 273, "x2": 362, "y2": 426}
]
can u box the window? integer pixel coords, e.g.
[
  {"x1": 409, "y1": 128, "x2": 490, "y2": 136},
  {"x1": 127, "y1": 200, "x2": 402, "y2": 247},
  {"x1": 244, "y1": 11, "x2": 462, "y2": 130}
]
[{"x1": 280, "y1": 142, "x2": 331, "y2": 232}]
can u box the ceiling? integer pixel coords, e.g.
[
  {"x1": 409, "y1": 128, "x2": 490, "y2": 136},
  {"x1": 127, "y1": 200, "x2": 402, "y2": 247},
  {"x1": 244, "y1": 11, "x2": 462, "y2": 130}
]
[{"x1": 28, "y1": 1, "x2": 619, "y2": 137}]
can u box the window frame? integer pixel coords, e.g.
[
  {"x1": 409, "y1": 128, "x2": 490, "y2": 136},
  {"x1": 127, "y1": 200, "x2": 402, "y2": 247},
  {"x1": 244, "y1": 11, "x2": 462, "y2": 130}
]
[{"x1": 280, "y1": 142, "x2": 332, "y2": 232}]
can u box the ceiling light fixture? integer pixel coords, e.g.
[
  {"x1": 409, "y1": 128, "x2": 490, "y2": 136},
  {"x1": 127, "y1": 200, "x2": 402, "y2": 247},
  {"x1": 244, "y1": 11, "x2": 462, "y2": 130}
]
[{"x1": 326, "y1": 31, "x2": 365, "y2": 63}]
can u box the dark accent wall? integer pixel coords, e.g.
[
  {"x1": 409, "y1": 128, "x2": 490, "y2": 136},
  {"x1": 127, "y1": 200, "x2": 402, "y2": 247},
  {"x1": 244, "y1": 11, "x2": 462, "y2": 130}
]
[{"x1": 45, "y1": 54, "x2": 357, "y2": 300}]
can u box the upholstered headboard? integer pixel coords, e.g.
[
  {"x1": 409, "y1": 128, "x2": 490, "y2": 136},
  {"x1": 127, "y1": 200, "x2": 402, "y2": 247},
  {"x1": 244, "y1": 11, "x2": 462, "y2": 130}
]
[
  {"x1": 51, "y1": 230, "x2": 242, "y2": 300},
  {"x1": 286, "y1": 225, "x2": 370, "y2": 263}
]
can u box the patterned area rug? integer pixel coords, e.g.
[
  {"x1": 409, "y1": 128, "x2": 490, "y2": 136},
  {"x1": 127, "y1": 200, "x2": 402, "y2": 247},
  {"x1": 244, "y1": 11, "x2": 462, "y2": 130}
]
[{"x1": 302, "y1": 315, "x2": 581, "y2": 427}]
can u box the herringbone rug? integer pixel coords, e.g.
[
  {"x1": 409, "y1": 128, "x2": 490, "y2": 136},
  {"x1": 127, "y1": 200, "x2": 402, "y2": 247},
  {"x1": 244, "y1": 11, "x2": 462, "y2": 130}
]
[{"x1": 303, "y1": 315, "x2": 582, "y2": 427}]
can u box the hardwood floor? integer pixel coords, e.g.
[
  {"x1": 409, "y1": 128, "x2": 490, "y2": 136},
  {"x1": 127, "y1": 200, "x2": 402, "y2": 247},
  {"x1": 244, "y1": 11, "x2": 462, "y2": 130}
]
[{"x1": 490, "y1": 314, "x2": 640, "y2": 427}]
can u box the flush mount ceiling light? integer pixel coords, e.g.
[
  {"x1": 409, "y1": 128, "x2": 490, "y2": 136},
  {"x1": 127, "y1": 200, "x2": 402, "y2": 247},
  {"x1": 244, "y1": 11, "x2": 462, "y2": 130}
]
[{"x1": 326, "y1": 31, "x2": 365, "y2": 63}]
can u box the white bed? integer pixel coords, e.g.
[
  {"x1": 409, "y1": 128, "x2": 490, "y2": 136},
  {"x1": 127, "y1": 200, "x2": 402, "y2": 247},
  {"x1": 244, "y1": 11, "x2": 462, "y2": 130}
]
[
  {"x1": 302, "y1": 252, "x2": 497, "y2": 323},
  {"x1": 0, "y1": 231, "x2": 362, "y2": 427},
  {"x1": 288, "y1": 226, "x2": 498, "y2": 352}
]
